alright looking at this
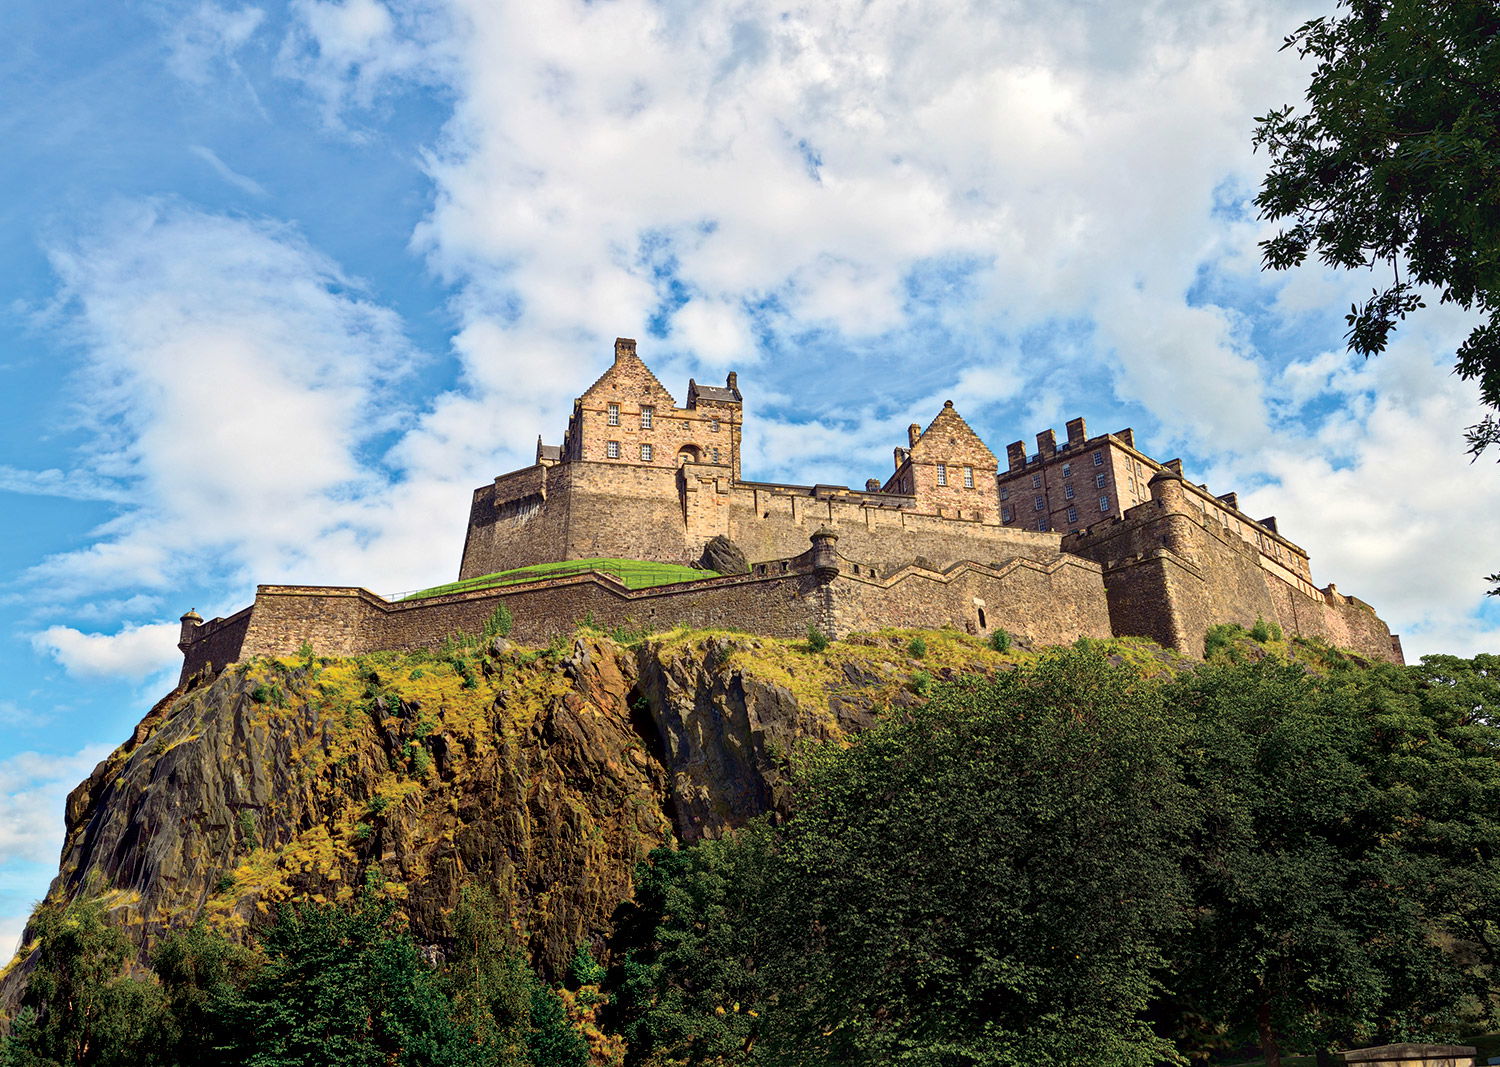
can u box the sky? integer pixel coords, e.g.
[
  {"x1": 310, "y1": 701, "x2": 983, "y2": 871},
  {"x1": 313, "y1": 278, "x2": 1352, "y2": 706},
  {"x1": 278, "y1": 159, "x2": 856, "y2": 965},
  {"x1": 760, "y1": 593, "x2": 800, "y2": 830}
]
[{"x1": 1, "y1": 0, "x2": 1497, "y2": 958}]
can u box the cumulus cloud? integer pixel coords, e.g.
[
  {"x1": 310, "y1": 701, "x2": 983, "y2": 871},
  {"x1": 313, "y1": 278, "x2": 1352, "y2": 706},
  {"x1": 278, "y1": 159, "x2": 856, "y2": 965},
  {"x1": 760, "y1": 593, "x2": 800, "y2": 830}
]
[
  {"x1": 31, "y1": 622, "x2": 182, "y2": 681},
  {"x1": 24, "y1": 199, "x2": 474, "y2": 605},
  {"x1": 0, "y1": 746, "x2": 114, "y2": 866}
]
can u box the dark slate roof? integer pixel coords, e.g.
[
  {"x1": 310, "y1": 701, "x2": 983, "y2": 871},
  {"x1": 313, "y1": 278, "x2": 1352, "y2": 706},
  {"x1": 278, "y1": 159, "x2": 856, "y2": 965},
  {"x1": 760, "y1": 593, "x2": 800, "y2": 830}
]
[
  {"x1": 537, "y1": 444, "x2": 562, "y2": 462},
  {"x1": 692, "y1": 384, "x2": 739, "y2": 402}
]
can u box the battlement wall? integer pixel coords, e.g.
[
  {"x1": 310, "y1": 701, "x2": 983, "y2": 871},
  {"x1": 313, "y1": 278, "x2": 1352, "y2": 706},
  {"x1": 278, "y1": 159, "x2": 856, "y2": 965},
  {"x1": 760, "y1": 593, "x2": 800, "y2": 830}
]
[
  {"x1": 1067, "y1": 477, "x2": 1401, "y2": 663},
  {"x1": 181, "y1": 535, "x2": 1121, "y2": 679},
  {"x1": 829, "y1": 554, "x2": 1111, "y2": 647},
  {"x1": 461, "y1": 458, "x2": 1070, "y2": 582}
]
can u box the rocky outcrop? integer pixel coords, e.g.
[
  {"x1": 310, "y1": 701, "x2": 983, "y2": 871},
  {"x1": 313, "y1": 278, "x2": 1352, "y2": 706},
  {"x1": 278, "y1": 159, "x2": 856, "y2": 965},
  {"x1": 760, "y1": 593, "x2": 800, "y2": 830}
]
[
  {"x1": 698, "y1": 534, "x2": 750, "y2": 574},
  {"x1": 1, "y1": 627, "x2": 1014, "y2": 1004}
]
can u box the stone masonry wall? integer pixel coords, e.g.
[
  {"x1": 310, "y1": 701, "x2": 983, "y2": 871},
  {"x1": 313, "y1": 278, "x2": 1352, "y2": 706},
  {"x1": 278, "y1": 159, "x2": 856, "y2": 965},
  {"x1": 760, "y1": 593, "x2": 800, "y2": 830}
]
[
  {"x1": 830, "y1": 555, "x2": 1112, "y2": 647},
  {"x1": 178, "y1": 608, "x2": 253, "y2": 682},
  {"x1": 459, "y1": 464, "x2": 571, "y2": 578},
  {"x1": 1067, "y1": 477, "x2": 1401, "y2": 663}
]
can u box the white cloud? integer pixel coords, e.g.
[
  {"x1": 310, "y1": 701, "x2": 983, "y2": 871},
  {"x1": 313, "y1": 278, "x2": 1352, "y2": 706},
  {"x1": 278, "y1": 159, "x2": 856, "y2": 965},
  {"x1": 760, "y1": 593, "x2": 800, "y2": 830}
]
[
  {"x1": 0, "y1": 466, "x2": 132, "y2": 504},
  {"x1": 31, "y1": 622, "x2": 182, "y2": 681},
  {"x1": 163, "y1": 2, "x2": 265, "y2": 86},
  {"x1": 188, "y1": 145, "x2": 269, "y2": 198},
  {"x1": 0, "y1": 914, "x2": 27, "y2": 964},
  {"x1": 0, "y1": 745, "x2": 114, "y2": 866},
  {"x1": 23, "y1": 200, "x2": 468, "y2": 604}
]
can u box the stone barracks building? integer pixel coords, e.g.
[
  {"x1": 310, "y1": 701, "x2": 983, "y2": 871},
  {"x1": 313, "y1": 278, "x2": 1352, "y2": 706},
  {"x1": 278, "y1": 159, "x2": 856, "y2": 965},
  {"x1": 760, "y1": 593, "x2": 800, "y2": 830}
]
[{"x1": 178, "y1": 337, "x2": 1402, "y2": 679}]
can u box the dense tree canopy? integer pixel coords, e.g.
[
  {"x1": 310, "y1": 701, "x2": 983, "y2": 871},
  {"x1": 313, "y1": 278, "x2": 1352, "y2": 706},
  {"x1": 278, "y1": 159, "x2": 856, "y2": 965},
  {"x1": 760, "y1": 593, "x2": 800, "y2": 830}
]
[{"x1": 1254, "y1": 0, "x2": 1500, "y2": 464}]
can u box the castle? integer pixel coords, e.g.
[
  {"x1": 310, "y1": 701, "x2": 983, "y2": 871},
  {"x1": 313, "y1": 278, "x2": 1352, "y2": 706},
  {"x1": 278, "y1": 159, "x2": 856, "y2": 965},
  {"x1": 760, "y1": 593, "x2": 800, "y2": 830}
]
[{"x1": 178, "y1": 338, "x2": 1402, "y2": 679}]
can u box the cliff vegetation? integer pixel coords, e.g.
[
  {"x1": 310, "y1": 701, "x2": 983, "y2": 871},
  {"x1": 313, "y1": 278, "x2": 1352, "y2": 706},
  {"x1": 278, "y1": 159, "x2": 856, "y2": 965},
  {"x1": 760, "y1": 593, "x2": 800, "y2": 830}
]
[{"x1": 1, "y1": 623, "x2": 1496, "y2": 1067}]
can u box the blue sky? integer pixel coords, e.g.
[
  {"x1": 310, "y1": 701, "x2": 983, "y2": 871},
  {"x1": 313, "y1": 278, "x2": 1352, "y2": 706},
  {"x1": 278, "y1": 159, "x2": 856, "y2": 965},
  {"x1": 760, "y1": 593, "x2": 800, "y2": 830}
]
[{"x1": 2, "y1": 0, "x2": 1498, "y2": 955}]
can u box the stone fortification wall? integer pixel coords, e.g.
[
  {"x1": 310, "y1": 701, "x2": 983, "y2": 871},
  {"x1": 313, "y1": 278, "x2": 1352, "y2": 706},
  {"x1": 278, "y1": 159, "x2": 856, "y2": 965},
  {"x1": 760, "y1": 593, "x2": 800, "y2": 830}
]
[
  {"x1": 830, "y1": 555, "x2": 1112, "y2": 648},
  {"x1": 178, "y1": 608, "x2": 253, "y2": 681},
  {"x1": 459, "y1": 464, "x2": 569, "y2": 578},
  {"x1": 181, "y1": 536, "x2": 1122, "y2": 682},
  {"x1": 461, "y1": 459, "x2": 1068, "y2": 583},
  {"x1": 719, "y1": 482, "x2": 1061, "y2": 570},
  {"x1": 182, "y1": 565, "x2": 829, "y2": 679},
  {"x1": 1067, "y1": 475, "x2": 1401, "y2": 663}
]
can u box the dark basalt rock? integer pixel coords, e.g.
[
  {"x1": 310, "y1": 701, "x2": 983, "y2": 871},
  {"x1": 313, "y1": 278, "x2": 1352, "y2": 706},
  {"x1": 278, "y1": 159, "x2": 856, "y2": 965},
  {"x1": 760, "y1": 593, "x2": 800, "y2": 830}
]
[{"x1": 699, "y1": 534, "x2": 750, "y2": 575}]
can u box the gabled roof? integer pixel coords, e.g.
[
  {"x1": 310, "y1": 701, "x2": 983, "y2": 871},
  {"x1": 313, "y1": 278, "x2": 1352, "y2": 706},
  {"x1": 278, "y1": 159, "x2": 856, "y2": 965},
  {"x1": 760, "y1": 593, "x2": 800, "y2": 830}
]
[
  {"x1": 578, "y1": 338, "x2": 677, "y2": 405},
  {"x1": 910, "y1": 401, "x2": 998, "y2": 464}
]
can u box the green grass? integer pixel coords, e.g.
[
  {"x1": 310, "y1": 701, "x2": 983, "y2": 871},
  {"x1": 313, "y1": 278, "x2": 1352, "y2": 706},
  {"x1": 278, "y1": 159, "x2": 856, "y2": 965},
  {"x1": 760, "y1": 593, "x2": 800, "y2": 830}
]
[{"x1": 399, "y1": 558, "x2": 720, "y2": 600}]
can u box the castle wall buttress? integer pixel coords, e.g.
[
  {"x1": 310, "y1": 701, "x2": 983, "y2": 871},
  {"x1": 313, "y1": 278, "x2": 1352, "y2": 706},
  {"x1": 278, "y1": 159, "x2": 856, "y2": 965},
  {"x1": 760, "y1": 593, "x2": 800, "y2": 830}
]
[{"x1": 1069, "y1": 474, "x2": 1402, "y2": 663}]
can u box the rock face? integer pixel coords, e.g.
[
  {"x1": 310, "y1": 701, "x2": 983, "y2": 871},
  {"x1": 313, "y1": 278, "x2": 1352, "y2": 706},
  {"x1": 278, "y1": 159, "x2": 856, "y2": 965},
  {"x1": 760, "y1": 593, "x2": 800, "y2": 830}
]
[
  {"x1": 1, "y1": 628, "x2": 1013, "y2": 1004},
  {"x1": 699, "y1": 534, "x2": 750, "y2": 575}
]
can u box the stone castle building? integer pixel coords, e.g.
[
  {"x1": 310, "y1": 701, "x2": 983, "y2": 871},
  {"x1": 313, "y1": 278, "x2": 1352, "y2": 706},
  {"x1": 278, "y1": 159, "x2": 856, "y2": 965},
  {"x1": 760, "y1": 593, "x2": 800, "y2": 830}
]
[{"x1": 178, "y1": 338, "x2": 1402, "y2": 680}]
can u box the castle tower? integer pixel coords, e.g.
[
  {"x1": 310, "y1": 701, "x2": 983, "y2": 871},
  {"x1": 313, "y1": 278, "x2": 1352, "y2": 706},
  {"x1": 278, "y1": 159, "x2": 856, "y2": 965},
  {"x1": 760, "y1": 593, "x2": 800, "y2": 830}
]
[
  {"x1": 559, "y1": 337, "x2": 743, "y2": 478},
  {"x1": 882, "y1": 400, "x2": 999, "y2": 521}
]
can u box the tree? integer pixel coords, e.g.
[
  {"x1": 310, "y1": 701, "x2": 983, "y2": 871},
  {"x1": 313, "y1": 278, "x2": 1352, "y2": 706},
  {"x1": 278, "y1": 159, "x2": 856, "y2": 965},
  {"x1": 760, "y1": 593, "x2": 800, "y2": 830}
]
[
  {"x1": 1163, "y1": 656, "x2": 1500, "y2": 1066},
  {"x1": 611, "y1": 826, "x2": 780, "y2": 1065},
  {"x1": 151, "y1": 921, "x2": 260, "y2": 1067},
  {"x1": 1254, "y1": 0, "x2": 1500, "y2": 470},
  {"x1": 0, "y1": 896, "x2": 166, "y2": 1067},
  {"x1": 440, "y1": 886, "x2": 533, "y2": 1067},
  {"x1": 229, "y1": 897, "x2": 466, "y2": 1067}
]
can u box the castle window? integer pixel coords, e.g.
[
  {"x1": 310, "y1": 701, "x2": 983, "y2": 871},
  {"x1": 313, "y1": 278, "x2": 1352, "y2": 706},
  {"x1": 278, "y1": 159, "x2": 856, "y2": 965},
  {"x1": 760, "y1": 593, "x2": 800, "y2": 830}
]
[
  {"x1": 641, "y1": 406, "x2": 655, "y2": 429},
  {"x1": 1031, "y1": 473, "x2": 1041, "y2": 488},
  {"x1": 1095, "y1": 472, "x2": 1107, "y2": 488},
  {"x1": 709, "y1": 418, "x2": 720, "y2": 432},
  {"x1": 607, "y1": 403, "x2": 620, "y2": 426},
  {"x1": 606, "y1": 440, "x2": 620, "y2": 459},
  {"x1": 1000, "y1": 487, "x2": 1009, "y2": 501},
  {"x1": 1062, "y1": 462, "x2": 1071, "y2": 477},
  {"x1": 1033, "y1": 496, "x2": 1044, "y2": 511},
  {"x1": 937, "y1": 463, "x2": 947, "y2": 486},
  {"x1": 641, "y1": 443, "x2": 654, "y2": 461},
  {"x1": 1002, "y1": 506, "x2": 1012, "y2": 523},
  {"x1": 963, "y1": 466, "x2": 974, "y2": 488},
  {"x1": 1064, "y1": 485, "x2": 1075, "y2": 500},
  {"x1": 1092, "y1": 450, "x2": 1104, "y2": 466},
  {"x1": 1037, "y1": 519, "x2": 1049, "y2": 532},
  {"x1": 1099, "y1": 495, "x2": 1110, "y2": 511},
  {"x1": 711, "y1": 448, "x2": 720, "y2": 463},
  {"x1": 1067, "y1": 506, "x2": 1078, "y2": 524}
]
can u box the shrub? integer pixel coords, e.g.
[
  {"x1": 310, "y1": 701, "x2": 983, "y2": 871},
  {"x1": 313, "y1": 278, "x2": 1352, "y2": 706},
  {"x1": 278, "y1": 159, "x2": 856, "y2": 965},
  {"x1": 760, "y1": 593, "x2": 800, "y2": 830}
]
[
  {"x1": 236, "y1": 810, "x2": 258, "y2": 850},
  {"x1": 567, "y1": 944, "x2": 607, "y2": 988},
  {"x1": 805, "y1": 624, "x2": 830, "y2": 653},
  {"x1": 911, "y1": 669, "x2": 933, "y2": 696},
  {"x1": 1204, "y1": 623, "x2": 1247, "y2": 660},
  {"x1": 481, "y1": 602, "x2": 513, "y2": 640},
  {"x1": 908, "y1": 636, "x2": 927, "y2": 659},
  {"x1": 987, "y1": 628, "x2": 1012, "y2": 653}
]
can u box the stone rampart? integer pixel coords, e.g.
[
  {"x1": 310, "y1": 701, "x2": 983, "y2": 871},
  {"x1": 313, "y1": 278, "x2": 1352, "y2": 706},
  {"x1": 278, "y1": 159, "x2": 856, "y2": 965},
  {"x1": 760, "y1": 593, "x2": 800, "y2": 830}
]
[
  {"x1": 1066, "y1": 474, "x2": 1402, "y2": 663},
  {"x1": 181, "y1": 535, "x2": 1123, "y2": 681},
  {"x1": 830, "y1": 555, "x2": 1112, "y2": 647}
]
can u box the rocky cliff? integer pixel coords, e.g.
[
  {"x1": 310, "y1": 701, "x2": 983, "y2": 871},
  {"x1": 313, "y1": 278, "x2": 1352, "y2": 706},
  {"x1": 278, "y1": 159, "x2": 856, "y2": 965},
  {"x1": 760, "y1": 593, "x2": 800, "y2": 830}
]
[{"x1": 2, "y1": 627, "x2": 1025, "y2": 1003}]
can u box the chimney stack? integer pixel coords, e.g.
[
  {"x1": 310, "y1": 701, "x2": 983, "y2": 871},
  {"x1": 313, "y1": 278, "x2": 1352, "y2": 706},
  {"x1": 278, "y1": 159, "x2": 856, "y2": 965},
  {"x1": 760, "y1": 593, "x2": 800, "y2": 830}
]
[
  {"x1": 614, "y1": 337, "x2": 636, "y2": 362},
  {"x1": 1006, "y1": 441, "x2": 1026, "y2": 472},
  {"x1": 1065, "y1": 417, "x2": 1087, "y2": 446},
  {"x1": 1036, "y1": 429, "x2": 1057, "y2": 457}
]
